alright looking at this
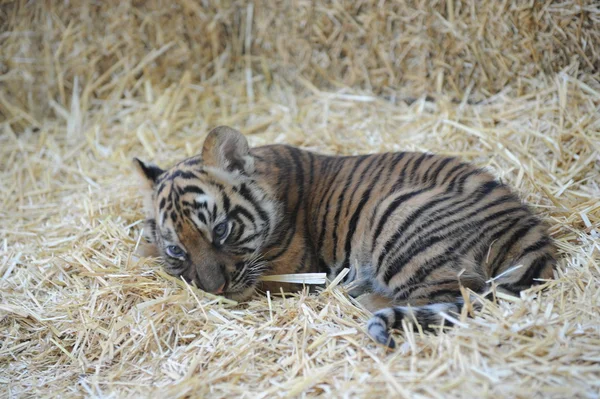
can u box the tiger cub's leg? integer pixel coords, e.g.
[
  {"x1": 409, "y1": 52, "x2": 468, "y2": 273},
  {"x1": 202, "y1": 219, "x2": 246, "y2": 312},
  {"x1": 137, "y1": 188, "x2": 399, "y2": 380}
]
[
  {"x1": 357, "y1": 293, "x2": 427, "y2": 349},
  {"x1": 366, "y1": 276, "x2": 486, "y2": 348},
  {"x1": 367, "y1": 300, "x2": 467, "y2": 348},
  {"x1": 366, "y1": 242, "x2": 555, "y2": 348}
]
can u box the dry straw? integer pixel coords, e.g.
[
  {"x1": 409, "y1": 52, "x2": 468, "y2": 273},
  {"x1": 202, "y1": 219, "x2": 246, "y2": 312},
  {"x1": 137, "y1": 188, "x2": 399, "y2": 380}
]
[{"x1": 1, "y1": 1, "x2": 599, "y2": 398}]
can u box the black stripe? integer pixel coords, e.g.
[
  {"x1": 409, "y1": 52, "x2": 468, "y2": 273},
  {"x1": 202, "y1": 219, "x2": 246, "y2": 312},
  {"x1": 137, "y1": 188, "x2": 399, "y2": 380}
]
[
  {"x1": 377, "y1": 312, "x2": 390, "y2": 327},
  {"x1": 267, "y1": 149, "x2": 294, "y2": 245},
  {"x1": 451, "y1": 214, "x2": 523, "y2": 270},
  {"x1": 145, "y1": 218, "x2": 157, "y2": 243},
  {"x1": 172, "y1": 189, "x2": 180, "y2": 206},
  {"x1": 288, "y1": 147, "x2": 306, "y2": 202},
  {"x1": 385, "y1": 152, "x2": 407, "y2": 184},
  {"x1": 375, "y1": 166, "x2": 479, "y2": 257},
  {"x1": 164, "y1": 197, "x2": 174, "y2": 211},
  {"x1": 169, "y1": 170, "x2": 199, "y2": 180},
  {"x1": 271, "y1": 149, "x2": 289, "y2": 196},
  {"x1": 489, "y1": 218, "x2": 539, "y2": 276},
  {"x1": 388, "y1": 153, "x2": 415, "y2": 193},
  {"x1": 374, "y1": 193, "x2": 455, "y2": 271},
  {"x1": 229, "y1": 205, "x2": 257, "y2": 229},
  {"x1": 340, "y1": 155, "x2": 389, "y2": 270},
  {"x1": 175, "y1": 184, "x2": 184, "y2": 196},
  {"x1": 188, "y1": 216, "x2": 209, "y2": 241},
  {"x1": 439, "y1": 163, "x2": 468, "y2": 186},
  {"x1": 427, "y1": 157, "x2": 454, "y2": 184},
  {"x1": 372, "y1": 187, "x2": 430, "y2": 252},
  {"x1": 377, "y1": 180, "x2": 503, "y2": 271},
  {"x1": 307, "y1": 151, "x2": 316, "y2": 190},
  {"x1": 389, "y1": 200, "x2": 522, "y2": 286},
  {"x1": 520, "y1": 236, "x2": 551, "y2": 258},
  {"x1": 448, "y1": 169, "x2": 480, "y2": 192},
  {"x1": 161, "y1": 229, "x2": 174, "y2": 242},
  {"x1": 503, "y1": 254, "x2": 553, "y2": 293},
  {"x1": 371, "y1": 152, "x2": 450, "y2": 231},
  {"x1": 183, "y1": 157, "x2": 202, "y2": 166},
  {"x1": 383, "y1": 205, "x2": 526, "y2": 284},
  {"x1": 332, "y1": 155, "x2": 370, "y2": 263},
  {"x1": 157, "y1": 181, "x2": 168, "y2": 194},
  {"x1": 252, "y1": 154, "x2": 267, "y2": 164},
  {"x1": 420, "y1": 157, "x2": 442, "y2": 184},
  {"x1": 210, "y1": 203, "x2": 218, "y2": 222},
  {"x1": 422, "y1": 157, "x2": 452, "y2": 183},
  {"x1": 313, "y1": 155, "x2": 338, "y2": 228},
  {"x1": 192, "y1": 201, "x2": 208, "y2": 210},
  {"x1": 344, "y1": 155, "x2": 382, "y2": 218},
  {"x1": 234, "y1": 232, "x2": 261, "y2": 245},
  {"x1": 316, "y1": 158, "x2": 347, "y2": 260},
  {"x1": 208, "y1": 181, "x2": 225, "y2": 191},
  {"x1": 222, "y1": 192, "x2": 231, "y2": 214},
  {"x1": 392, "y1": 253, "x2": 459, "y2": 300},
  {"x1": 391, "y1": 308, "x2": 405, "y2": 329},
  {"x1": 394, "y1": 214, "x2": 523, "y2": 299},
  {"x1": 264, "y1": 148, "x2": 305, "y2": 261},
  {"x1": 181, "y1": 185, "x2": 205, "y2": 195},
  {"x1": 232, "y1": 220, "x2": 245, "y2": 241},
  {"x1": 415, "y1": 308, "x2": 442, "y2": 330},
  {"x1": 300, "y1": 151, "x2": 316, "y2": 273},
  {"x1": 318, "y1": 257, "x2": 331, "y2": 275},
  {"x1": 303, "y1": 151, "x2": 315, "y2": 241},
  {"x1": 368, "y1": 152, "x2": 407, "y2": 230},
  {"x1": 416, "y1": 289, "x2": 462, "y2": 302},
  {"x1": 238, "y1": 184, "x2": 270, "y2": 225},
  {"x1": 228, "y1": 246, "x2": 257, "y2": 255},
  {"x1": 298, "y1": 250, "x2": 309, "y2": 273},
  {"x1": 408, "y1": 153, "x2": 431, "y2": 184}
]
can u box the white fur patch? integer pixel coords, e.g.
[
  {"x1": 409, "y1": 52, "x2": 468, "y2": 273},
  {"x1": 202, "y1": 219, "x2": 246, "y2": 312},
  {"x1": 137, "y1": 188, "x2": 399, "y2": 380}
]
[{"x1": 195, "y1": 194, "x2": 213, "y2": 207}]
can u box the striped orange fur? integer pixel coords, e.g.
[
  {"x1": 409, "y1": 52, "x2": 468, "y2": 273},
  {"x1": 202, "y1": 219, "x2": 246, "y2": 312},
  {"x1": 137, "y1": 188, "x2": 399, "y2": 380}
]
[{"x1": 134, "y1": 126, "x2": 556, "y2": 347}]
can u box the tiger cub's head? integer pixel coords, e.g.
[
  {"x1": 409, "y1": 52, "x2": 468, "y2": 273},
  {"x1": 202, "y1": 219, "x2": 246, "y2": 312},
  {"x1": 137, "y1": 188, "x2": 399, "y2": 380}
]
[{"x1": 133, "y1": 126, "x2": 280, "y2": 301}]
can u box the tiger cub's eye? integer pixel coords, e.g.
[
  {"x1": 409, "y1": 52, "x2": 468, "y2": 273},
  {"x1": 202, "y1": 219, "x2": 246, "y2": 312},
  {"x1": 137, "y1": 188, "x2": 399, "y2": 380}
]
[
  {"x1": 166, "y1": 245, "x2": 185, "y2": 258},
  {"x1": 213, "y1": 222, "x2": 229, "y2": 241}
]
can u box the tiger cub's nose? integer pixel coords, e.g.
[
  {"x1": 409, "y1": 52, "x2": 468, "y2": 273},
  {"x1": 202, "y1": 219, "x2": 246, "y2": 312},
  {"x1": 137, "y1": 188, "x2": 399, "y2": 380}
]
[{"x1": 214, "y1": 283, "x2": 225, "y2": 294}]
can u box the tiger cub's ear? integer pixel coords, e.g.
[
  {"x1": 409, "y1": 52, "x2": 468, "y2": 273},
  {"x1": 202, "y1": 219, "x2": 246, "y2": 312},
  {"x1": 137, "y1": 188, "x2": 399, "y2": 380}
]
[
  {"x1": 202, "y1": 126, "x2": 255, "y2": 174},
  {"x1": 132, "y1": 158, "x2": 164, "y2": 229},
  {"x1": 132, "y1": 158, "x2": 165, "y2": 189}
]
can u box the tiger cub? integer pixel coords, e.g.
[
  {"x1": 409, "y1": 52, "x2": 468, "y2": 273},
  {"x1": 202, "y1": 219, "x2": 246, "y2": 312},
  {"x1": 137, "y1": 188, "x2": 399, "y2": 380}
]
[{"x1": 134, "y1": 126, "x2": 555, "y2": 347}]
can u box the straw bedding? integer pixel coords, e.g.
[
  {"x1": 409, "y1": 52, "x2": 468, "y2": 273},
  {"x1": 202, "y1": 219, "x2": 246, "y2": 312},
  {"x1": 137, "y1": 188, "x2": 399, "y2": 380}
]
[{"x1": 1, "y1": 1, "x2": 599, "y2": 398}]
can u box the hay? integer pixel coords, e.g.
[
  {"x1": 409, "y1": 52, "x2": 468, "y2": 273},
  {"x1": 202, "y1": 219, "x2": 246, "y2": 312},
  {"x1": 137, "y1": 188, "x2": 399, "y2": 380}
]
[{"x1": 1, "y1": 1, "x2": 599, "y2": 398}]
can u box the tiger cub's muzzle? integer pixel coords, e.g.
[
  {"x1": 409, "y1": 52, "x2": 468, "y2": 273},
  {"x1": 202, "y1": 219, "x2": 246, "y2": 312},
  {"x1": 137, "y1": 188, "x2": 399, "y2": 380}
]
[{"x1": 183, "y1": 262, "x2": 228, "y2": 295}]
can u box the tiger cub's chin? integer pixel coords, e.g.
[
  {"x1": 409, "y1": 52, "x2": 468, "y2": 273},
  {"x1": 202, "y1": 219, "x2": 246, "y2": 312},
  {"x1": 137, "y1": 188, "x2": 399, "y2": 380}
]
[{"x1": 134, "y1": 125, "x2": 556, "y2": 348}]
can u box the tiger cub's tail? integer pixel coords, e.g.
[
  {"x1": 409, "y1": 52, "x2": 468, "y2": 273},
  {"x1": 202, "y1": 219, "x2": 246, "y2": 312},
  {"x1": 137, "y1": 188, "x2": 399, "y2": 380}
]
[{"x1": 367, "y1": 299, "x2": 473, "y2": 349}]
